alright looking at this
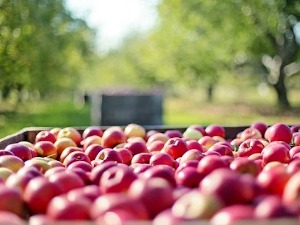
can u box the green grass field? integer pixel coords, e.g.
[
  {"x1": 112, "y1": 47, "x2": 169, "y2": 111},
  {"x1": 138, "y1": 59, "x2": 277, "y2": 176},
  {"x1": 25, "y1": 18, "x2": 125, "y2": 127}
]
[{"x1": 0, "y1": 85, "x2": 299, "y2": 139}]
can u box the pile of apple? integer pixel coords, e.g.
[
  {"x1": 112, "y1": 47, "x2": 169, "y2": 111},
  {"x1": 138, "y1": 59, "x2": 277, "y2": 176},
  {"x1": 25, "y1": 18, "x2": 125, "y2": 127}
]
[{"x1": 0, "y1": 122, "x2": 300, "y2": 225}]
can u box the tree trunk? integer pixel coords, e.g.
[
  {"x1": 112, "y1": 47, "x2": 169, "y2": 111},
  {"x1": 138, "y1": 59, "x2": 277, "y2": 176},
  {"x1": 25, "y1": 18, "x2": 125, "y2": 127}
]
[
  {"x1": 206, "y1": 82, "x2": 214, "y2": 102},
  {"x1": 273, "y1": 68, "x2": 290, "y2": 110}
]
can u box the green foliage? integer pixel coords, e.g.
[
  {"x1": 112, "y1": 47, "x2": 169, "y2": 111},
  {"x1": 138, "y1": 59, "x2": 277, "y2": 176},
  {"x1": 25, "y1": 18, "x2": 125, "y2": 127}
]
[{"x1": 0, "y1": 0, "x2": 96, "y2": 99}]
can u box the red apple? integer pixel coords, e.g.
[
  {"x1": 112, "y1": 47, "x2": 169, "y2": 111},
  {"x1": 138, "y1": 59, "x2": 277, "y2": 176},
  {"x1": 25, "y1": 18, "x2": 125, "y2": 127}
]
[
  {"x1": 230, "y1": 157, "x2": 260, "y2": 176},
  {"x1": 286, "y1": 159, "x2": 300, "y2": 175},
  {"x1": 24, "y1": 176, "x2": 61, "y2": 214},
  {"x1": 185, "y1": 140, "x2": 205, "y2": 152},
  {"x1": 147, "y1": 132, "x2": 169, "y2": 144},
  {"x1": 82, "y1": 126, "x2": 103, "y2": 139},
  {"x1": 57, "y1": 127, "x2": 82, "y2": 146},
  {"x1": 175, "y1": 166, "x2": 204, "y2": 188},
  {"x1": 48, "y1": 170, "x2": 85, "y2": 194},
  {"x1": 128, "y1": 177, "x2": 174, "y2": 219},
  {"x1": 62, "y1": 151, "x2": 91, "y2": 167},
  {"x1": 46, "y1": 194, "x2": 90, "y2": 220},
  {"x1": 290, "y1": 124, "x2": 300, "y2": 133},
  {"x1": 251, "y1": 121, "x2": 268, "y2": 136},
  {"x1": 141, "y1": 164, "x2": 176, "y2": 187},
  {"x1": 265, "y1": 123, "x2": 292, "y2": 144},
  {"x1": 292, "y1": 132, "x2": 300, "y2": 146},
  {"x1": 205, "y1": 124, "x2": 225, "y2": 138},
  {"x1": 89, "y1": 161, "x2": 118, "y2": 185},
  {"x1": 0, "y1": 184, "x2": 24, "y2": 217},
  {"x1": 34, "y1": 141, "x2": 57, "y2": 159},
  {"x1": 0, "y1": 149, "x2": 14, "y2": 156},
  {"x1": 153, "y1": 209, "x2": 191, "y2": 225},
  {"x1": 239, "y1": 127, "x2": 262, "y2": 141},
  {"x1": 206, "y1": 143, "x2": 233, "y2": 157},
  {"x1": 210, "y1": 204, "x2": 255, "y2": 225},
  {"x1": 90, "y1": 192, "x2": 149, "y2": 221},
  {"x1": 162, "y1": 137, "x2": 189, "y2": 159},
  {"x1": 198, "y1": 136, "x2": 218, "y2": 150},
  {"x1": 188, "y1": 124, "x2": 206, "y2": 136},
  {"x1": 0, "y1": 155, "x2": 24, "y2": 172},
  {"x1": 99, "y1": 164, "x2": 137, "y2": 193},
  {"x1": 81, "y1": 135, "x2": 102, "y2": 150},
  {"x1": 101, "y1": 127, "x2": 126, "y2": 148},
  {"x1": 172, "y1": 190, "x2": 224, "y2": 220},
  {"x1": 131, "y1": 152, "x2": 152, "y2": 164},
  {"x1": 290, "y1": 146, "x2": 300, "y2": 158},
  {"x1": 123, "y1": 141, "x2": 148, "y2": 156},
  {"x1": 147, "y1": 140, "x2": 165, "y2": 152},
  {"x1": 150, "y1": 152, "x2": 175, "y2": 167},
  {"x1": 35, "y1": 130, "x2": 56, "y2": 143},
  {"x1": 49, "y1": 127, "x2": 61, "y2": 139},
  {"x1": 238, "y1": 138, "x2": 264, "y2": 157},
  {"x1": 114, "y1": 147, "x2": 133, "y2": 165},
  {"x1": 282, "y1": 170, "x2": 300, "y2": 211},
  {"x1": 261, "y1": 142, "x2": 291, "y2": 166},
  {"x1": 164, "y1": 129, "x2": 183, "y2": 138},
  {"x1": 67, "y1": 184, "x2": 101, "y2": 203},
  {"x1": 0, "y1": 211, "x2": 25, "y2": 225},
  {"x1": 24, "y1": 157, "x2": 51, "y2": 174},
  {"x1": 5, "y1": 143, "x2": 32, "y2": 161},
  {"x1": 94, "y1": 148, "x2": 123, "y2": 164},
  {"x1": 58, "y1": 146, "x2": 83, "y2": 163},
  {"x1": 132, "y1": 163, "x2": 153, "y2": 175},
  {"x1": 67, "y1": 160, "x2": 92, "y2": 172},
  {"x1": 54, "y1": 137, "x2": 77, "y2": 157},
  {"x1": 84, "y1": 144, "x2": 104, "y2": 161},
  {"x1": 180, "y1": 149, "x2": 205, "y2": 165},
  {"x1": 197, "y1": 155, "x2": 229, "y2": 176}
]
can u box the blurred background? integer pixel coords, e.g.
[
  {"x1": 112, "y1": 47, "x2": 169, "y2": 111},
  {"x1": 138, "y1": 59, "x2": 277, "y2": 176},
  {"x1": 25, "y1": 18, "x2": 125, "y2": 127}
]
[{"x1": 0, "y1": 0, "x2": 300, "y2": 138}]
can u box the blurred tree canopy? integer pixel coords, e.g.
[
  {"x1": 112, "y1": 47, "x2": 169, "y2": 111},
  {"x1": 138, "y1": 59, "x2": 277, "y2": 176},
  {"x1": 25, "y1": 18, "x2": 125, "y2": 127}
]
[
  {"x1": 94, "y1": 0, "x2": 300, "y2": 109},
  {"x1": 0, "y1": 0, "x2": 96, "y2": 100}
]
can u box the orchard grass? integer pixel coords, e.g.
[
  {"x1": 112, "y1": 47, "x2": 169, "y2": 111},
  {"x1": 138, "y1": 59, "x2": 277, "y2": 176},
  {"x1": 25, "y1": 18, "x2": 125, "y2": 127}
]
[{"x1": 0, "y1": 86, "x2": 300, "y2": 139}]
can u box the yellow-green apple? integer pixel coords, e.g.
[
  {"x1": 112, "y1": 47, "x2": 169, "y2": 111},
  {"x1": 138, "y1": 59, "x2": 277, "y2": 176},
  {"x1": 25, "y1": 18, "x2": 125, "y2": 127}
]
[
  {"x1": 188, "y1": 124, "x2": 206, "y2": 136},
  {"x1": 0, "y1": 155, "x2": 24, "y2": 172},
  {"x1": 57, "y1": 127, "x2": 82, "y2": 146},
  {"x1": 124, "y1": 123, "x2": 146, "y2": 138},
  {"x1": 35, "y1": 130, "x2": 56, "y2": 143},
  {"x1": 264, "y1": 123, "x2": 292, "y2": 144},
  {"x1": 99, "y1": 164, "x2": 137, "y2": 193},
  {"x1": 182, "y1": 128, "x2": 203, "y2": 140},
  {"x1": 0, "y1": 168, "x2": 13, "y2": 182},
  {"x1": 5, "y1": 143, "x2": 32, "y2": 161},
  {"x1": 82, "y1": 126, "x2": 103, "y2": 139},
  {"x1": 24, "y1": 176, "x2": 61, "y2": 214},
  {"x1": 128, "y1": 177, "x2": 174, "y2": 219},
  {"x1": 162, "y1": 138, "x2": 189, "y2": 159},
  {"x1": 172, "y1": 190, "x2": 224, "y2": 220},
  {"x1": 101, "y1": 127, "x2": 127, "y2": 148}
]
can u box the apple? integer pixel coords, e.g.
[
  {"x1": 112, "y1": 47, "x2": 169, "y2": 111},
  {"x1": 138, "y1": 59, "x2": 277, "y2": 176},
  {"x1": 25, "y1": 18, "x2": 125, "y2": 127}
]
[
  {"x1": 81, "y1": 135, "x2": 102, "y2": 150},
  {"x1": 28, "y1": 215, "x2": 53, "y2": 225},
  {"x1": 24, "y1": 176, "x2": 61, "y2": 214},
  {"x1": 124, "y1": 123, "x2": 146, "y2": 138},
  {"x1": 123, "y1": 141, "x2": 148, "y2": 156},
  {"x1": 261, "y1": 142, "x2": 291, "y2": 166},
  {"x1": 164, "y1": 129, "x2": 183, "y2": 138},
  {"x1": 33, "y1": 141, "x2": 57, "y2": 159},
  {"x1": 46, "y1": 194, "x2": 90, "y2": 220},
  {"x1": 199, "y1": 168, "x2": 255, "y2": 205},
  {"x1": 254, "y1": 195, "x2": 296, "y2": 219},
  {"x1": 162, "y1": 137, "x2": 189, "y2": 159},
  {"x1": 114, "y1": 147, "x2": 133, "y2": 165},
  {"x1": 0, "y1": 184, "x2": 24, "y2": 217},
  {"x1": 175, "y1": 166, "x2": 204, "y2": 188},
  {"x1": 132, "y1": 163, "x2": 153, "y2": 175},
  {"x1": 48, "y1": 170, "x2": 85, "y2": 194},
  {"x1": 57, "y1": 127, "x2": 82, "y2": 146},
  {"x1": 99, "y1": 164, "x2": 137, "y2": 193},
  {"x1": 230, "y1": 157, "x2": 260, "y2": 176},
  {"x1": 153, "y1": 209, "x2": 190, "y2": 225},
  {"x1": 49, "y1": 127, "x2": 61, "y2": 139},
  {"x1": 5, "y1": 143, "x2": 32, "y2": 161},
  {"x1": 44, "y1": 167, "x2": 66, "y2": 178},
  {"x1": 128, "y1": 177, "x2": 174, "y2": 219},
  {"x1": 180, "y1": 149, "x2": 205, "y2": 165},
  {"x1": 0, "y1": 167, "x2": 13, "y2": 182},
  {"x1": 67, "y1": 160, "x2": 92, "y2": 172},
  {"x1": 240, "y1": 127, "x2": 262, "y2": 141},
  {"x1": 54, "y1": 137, "x2": 77, "y2": 157},
  {"x1": 145, "y1": 129, "x2": 159, "y2": 141},
  {"x1": 67, "y1": 184, "x2": 101, "y2": 203},
  {"x1": 197, "y1": 155, "x2": 229, "y2": 176},
  {"x1": 182, "y1": 128, "x2": 203, "y2": 140},
  {"x1": 150, "y1": 152, "x2": 175, "y2": 167},
  {"x1": 210, "y1": 204, "x2": 255, "y2": 225},
  {"x1": 250, "y1": 121, "x2": 268, "y2": 136},
  {"x1": 282, "y1": 170, "x2": 300, "y2": 211},
  {"x1": 176, "y1": 160, "x2": 199, "y2": 174},
  {"x1": 35, "y1": 130, "x2": 56, "y2": 143},
  {"x1": 292, "y1": 132, "x2": 300, "y2": 146},
  {"x1": 147, "y1": 132, "x2": 169, "y2": 144},
  {"x1": 62, "y1": 151, "x2": 91, "y2": 167},
  {"x1": 205, "y1": 124, "x2": 225, "y2": 138},
  {"x1": 147, "y1": 140, "x2": 165, "y2": 152},
  {"x1": 185, "y1": 140, "x2": 205, "y2": 152},
  {"x1": 0, "y1": 149, "x2": 14, "y2": 156},
  {"x1": 126, "y1": 136, "x2": 146, "y2": 144},
  {"x1": 101, "y1": 126, "x2": 127, "y2": 148},
  {"x1": 198, "y1": 136, "x2": 218, "y2": 150},
  {"x1": 206, "y1": 143, "x2": 234, "y2": 157},
  {"x1": 90, "y1": 192, "x2": 149, "y2": 221},
  {"x1": 24, "y1": 157, "x2": 51, "y2": 174},
  {"x1": 82, "y1": 126, "x2": 103, "y2": 139},
  {"x1": 256, "y1": 166, "x2": 291, "y2": 196},
  {"x1": 141, "y1": 164, "x2": 176, "y2": 187},
  {"x1": 188, "y1": 124, "x2": 206, "y2": 136},
  {"x1": 237, "y1": 139, "x2": 264, "y2": 157},
  {"x1": 286, "y1": 159, "x2": 300, "y2": 175},
  {"x1": 290, "y1": 124, "x2": 300, "y2": 133},
  {"x1": 265, "y1": 123, "x2": 292, "y2": 143},
  {"x1": 94, "y1": 148, "x2": 123, "y2": 164},
  {"x1": 172, "y1": 190, "x2": 224, "y2": 220},
  {"x1": 82, "y1": 144, "x2": 103, "y2": 161},
  {"x1": 5, "y1": 170, "x2": 38, "y2": 194},
  {"x1": 89, "y1": 161, "x2": 118, "y2": 185},
  {"x1": 0, "y1": 155, "x2": 24, "y2": 172},
  {"x1": 131, "y1": 152, "x2": 152, "y2": 164},
  {"x1": 59, "y1": 146, "x2": 83, "y2": 163},
  {"x1": 0, "y1": 211, "x2": 25, "y2": 225}
]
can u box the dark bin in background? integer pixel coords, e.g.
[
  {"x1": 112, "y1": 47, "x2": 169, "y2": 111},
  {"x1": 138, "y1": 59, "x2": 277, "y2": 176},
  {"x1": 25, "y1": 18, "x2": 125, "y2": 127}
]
[{"x1": 90, "y1": 90, "x2": 164, "y2": 126}]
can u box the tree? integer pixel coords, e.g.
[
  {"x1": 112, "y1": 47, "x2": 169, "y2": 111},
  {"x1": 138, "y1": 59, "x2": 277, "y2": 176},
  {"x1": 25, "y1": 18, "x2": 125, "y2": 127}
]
[{"x1": 0, "y1": 0, "x2": 96, "y2": 100}]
